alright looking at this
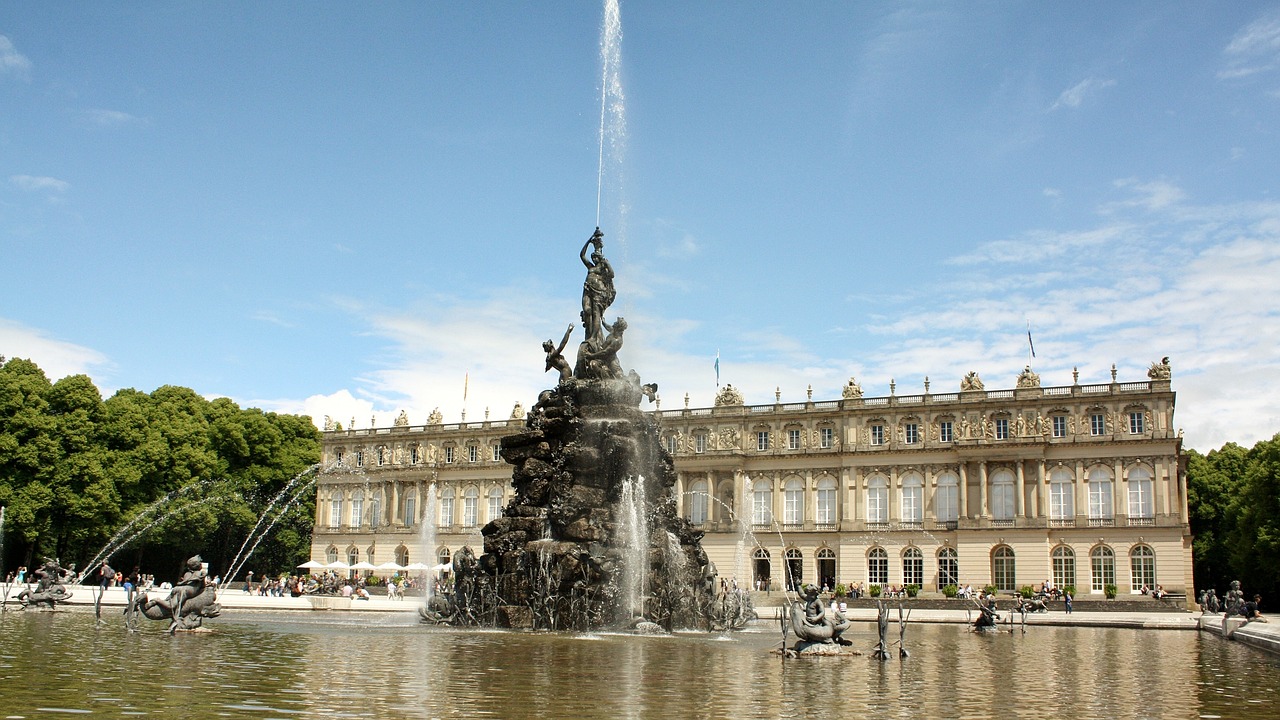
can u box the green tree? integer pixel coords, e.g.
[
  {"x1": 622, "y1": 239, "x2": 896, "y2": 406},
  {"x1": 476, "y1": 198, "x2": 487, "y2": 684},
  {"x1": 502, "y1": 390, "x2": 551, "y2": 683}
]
[
  {"x1": 1187, "y1": 443, "x2": 1247, "y2": 595},
  {"x1": 1227, "y1": 434, "x2": 1280, "y2": 599}
]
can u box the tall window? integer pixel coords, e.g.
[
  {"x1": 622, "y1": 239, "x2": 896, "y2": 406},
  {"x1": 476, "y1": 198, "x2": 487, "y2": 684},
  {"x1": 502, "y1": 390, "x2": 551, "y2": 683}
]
[
  {"x1": 445, "y1": 446, "x2": 455, "y2": 464},
  {"x1": 329, "y1": 497, "x2": 342, "y2": 529},
  {"x1": 788, "y1": 429, "x2": 802, "y2": 450},
  {"x1": 403, "y1": 492, "x2": 416, "y2": 527},
  {"x1": 783, "y1": 478, "x2": 804, "y2": 527},
  {"x1": 326, "y1": 546, "x2": 339, "y2": 564},
  {"x1": 463, "y1": 487, "x2": 479, "y2": 527},
  {"x1": 370, "y1": 494, "x2": 382, "y2": 528},
  {"x1": 785, "y1": 548, "x2": 803, "y2": 591},
  {"x1": 995, "y1": 418, "x2": 1009, "y2": 440},
  {"x1": 666, "y1": 435, "x2": 678, "y2": 455},
  {"x1": 356, "y1": 450, "x2": 364, "y2": 467},
  {"x1": 993, "y1": 546, "x2": 1016, "y2": 592},
  {"x1": 756, "y1": 431, "x2": 770, "y2": 451},
  {"x1": 492, "y1": 445, "x2": 501, "y2": 462},
  {"x1": 377, "y1": 447, "x2": 386, "y2": 466},
  {"x1": 991, "y1": 470, "x2": 1015, "y2": 520},
  {"x1": 816, "y1": 548, "x2": 836, "y2": 590},
  {"x1": 1090, "y1": 413, "x2": 1106, "y2": 436},
  {"x1": 901, "y1": 473, "x2": 923, "y2": 524},
  {"x1": 335, "y1": 449, "x2": 344, "y2": 465},
  {"x1": 487, "y1": 487, "x2": 503, "y2": 523},
  {"x1": 868, "y1": 548, "x2": 889, "y2": 585},
  {"x1": 905, "y1": 423, "x2": 919, "y2": 444},
  {"x1": 870, "y1": 425, "x2": 885, "y2": 446},
  {"x1": 935, "y1": 472, "x2": 959, "y2": 523},
  {"x1": 689, "y1": 479, "x2": 709, "y2": 525},
  {"x1": 938, "y1": 547, "x2": 958, "y2": 587},
  {"x1": 1091, "y1": 546, "x2": 1115, "y2": 592},
  {"x1": 468, "y1": 444, "x2": 478, "y2": 463},
  {"x1": 1052, "y1": 546, "x2": 1076, "y2": 590},
  {"x1": 1129, "y1": 412, "x2": 1145, "y2": 434},
  {"x1": 1128, "y1": 467, "x2": 1153, "y2": 519},
  {"x1": 695, "y1": 433, "x2": 707, "y2": 453},
  {"x1": 752, "y1": 479, "x2": 772, "y2": 526},
  {"x1": 439, "y1": 488, "x2": 454, "y2": 528},
  {"x1": 816, "y1": 477, "x2": 837, "y2": 525},
  {"x1": 1130, "y1": 545, "x2": 1156, "y2": 591},
  {"x1": 1050, "y1": 468, "x2": 1075, "y2": 521},
  {"x1": 939, "y1": 421, "x2": 953, "y2": 443},
  {"x1": 351, "y1": 497, "x2": 363, "y2": 529},
  {"x1": 820, "y1": 427, "x2": 833, "y2": 449},
  {"x1": 867, "y1": 476, "x2": 888, "y2": 524},
  {"x1": 1088, "y1": 468, "x2": 1114, "y2": 520},
  {"x1": 903, "y1": 547, "x2": 923, "y2": 586},
  {"x1": 1053, "y1": 415, "x2": 1067, "y2": 438},
  {"x1": 347, "y1": 547, "x2": 359, "y2": 568},
  {"x1": 410, "y1": 445, "x2": 419, "y2": 464}
]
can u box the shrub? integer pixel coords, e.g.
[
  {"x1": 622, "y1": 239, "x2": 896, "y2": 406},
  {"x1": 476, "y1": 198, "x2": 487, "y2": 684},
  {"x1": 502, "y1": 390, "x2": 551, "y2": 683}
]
[
  {"x1": 834, "y1": 583, "x2": 847, "y2": 598},
  {"x1": 869, "y1": 584, "x2": 882, "y2": 597},
  {"x1": 942, "y1": 584, "x2": 959, "y2": 598},
  {"x1": 905, "y1": 584, "x2": 920, "y2": 598},
  {"x1": 364, "y1": 576, "x2": 383, "y2": 587},
  {"x1": 1105, "y1": 584, "x2": 1118, "y2": 599},
  {"x1": 1019, "y1": 585, "x2": 1035, "y2": 599},
  {"x1": 1064, "y1": 585, "x2": 1076, "y2": 596},
  {"x1": 983, "y1": 584, "x2": 998, "y2": 597}
]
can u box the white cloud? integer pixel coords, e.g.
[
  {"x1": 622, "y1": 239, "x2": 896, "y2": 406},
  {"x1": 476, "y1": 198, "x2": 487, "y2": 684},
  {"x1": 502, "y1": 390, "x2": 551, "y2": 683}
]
[
  {"x1": 1050, "y1": 77, "x2": 1116, "y2": 110},
  {"x1": 0, "y1": 35, "x2": 31, "y2": 80},
  {"x1": 0, "y1": 318, "x2": 111, "y2": 382},
  {"x1": 1219, "y1": 12, "x2": 1280, "y2": 80},
  {"x1": 10, "y1": 175, "x2": 70, "y2": 192},
  {"x1": 83, "y1": 108, "x2": 145, "y2": 126}
]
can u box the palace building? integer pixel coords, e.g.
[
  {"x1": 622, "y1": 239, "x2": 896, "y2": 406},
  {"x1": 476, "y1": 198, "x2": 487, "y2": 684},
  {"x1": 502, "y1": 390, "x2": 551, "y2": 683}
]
[{"x1": 311, "y1": 360, "x2": 1192, "y2": 598}]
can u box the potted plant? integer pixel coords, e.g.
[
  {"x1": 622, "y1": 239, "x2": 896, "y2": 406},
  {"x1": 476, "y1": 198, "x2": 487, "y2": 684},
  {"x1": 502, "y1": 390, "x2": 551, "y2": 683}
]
[
  {"x1": 942, "y1": 584, "x2": 959, "y2": 598},
  {"x1": 905, "y1": 584, "x2": 920, "y2": 598},
  {"x1": 983, "y1": 584, "x2": 998, "y2": 598},
  {"x1": 869, "y1": 584, "x2": 882, "y2": 597},
  {"x1": 1105, "y1": 584, "x2": 1118, "y2": 599},
  {"x1": 834, "y1": 583, "x2": 847, "y2": 598},
  {"x1": 1019, "y1": 585, "x2": 1035, "y2": 599}
]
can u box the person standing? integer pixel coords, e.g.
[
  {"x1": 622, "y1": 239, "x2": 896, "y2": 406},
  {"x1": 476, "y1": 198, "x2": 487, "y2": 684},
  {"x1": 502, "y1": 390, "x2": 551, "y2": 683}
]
[
  {"x1": 245, "y1": 570, "x2": 254, "y2": 593},
  {"x1": 1064, "y1": 589, "x2": 1074, "y2": 614}
]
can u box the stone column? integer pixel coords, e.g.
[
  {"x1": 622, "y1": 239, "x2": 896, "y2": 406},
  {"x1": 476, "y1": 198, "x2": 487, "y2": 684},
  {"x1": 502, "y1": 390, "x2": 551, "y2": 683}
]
[
  {"x1": 1036, "y1": 460, "x2": 1047, "y2": 519},
  {"x1": 391, "y1": 481, "x2": 401, "y2": 526},
  {"x1": 842, "y1": 467, "x2": 856, "y2": 529},
  {"x1": 1154, "y1": 458, "x2": 1168, "y2": 518},
  {"x1": 734, "y1": 469, "x2": 746, "y2": 529},
  {"x1": 1075, "y1": 460, "x2": 1087, "y2": 522},
  {"x1": 1113, "y1": 458, "x2": 1125, "y2": 520},
  {"x1": 771, "y1": 472, "x2": 783, "y2": 526},
  {"x1": 674, "y1": 472, "x2": 685, "y2": 517},
  {"x1": 804, "y1": 470, "x2": 816, "y2": 529},
  {"x1": 923, "y1": 466, "x2": 935, "y2": 521},
  {"x1": 1015, "y1": 461, "x2": 1026, "y2": 518},
  {"x1": 958, "y1": 462, "x2": 969, "y2": 518},
  {"x1": 979, "y1": 461, "x2": 989, "y2": 518},
  {"x1": 888, "y1": 467, "x2": 899, "y2": 524}
]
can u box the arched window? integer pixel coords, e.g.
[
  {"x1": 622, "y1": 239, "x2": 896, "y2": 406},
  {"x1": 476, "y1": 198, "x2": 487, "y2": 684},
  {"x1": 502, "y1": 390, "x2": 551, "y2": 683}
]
[
  {"x1": 816, "y1": 548, "x2": 836, "y2": 590},
  {"x1": 326, "y1": 545, "x2": 339, "y2": 564},
  {"x1": 329, "y1": 494, "x2": 343, "y2": 529},
  {"x1": 816, "y1": 477, "x2": 838, "y2": 526},
  {"x1": 990, "y1": 469, "x2": 1015, "y2": 521},
  {"x1": 993, "y1": 546, "x2": 1016, "y2": 592},
  {"x1": 783, "y1": 478, "x2": 804, "y2": 527},
  {"x1": 1088, "y1": 467, "x2": 1114, "y2": 522},
  {"x1": 1052, "y1": 546, "x2": 1076, "y2": 590},
  {"x1": 366, "y1": 546, "x2": 375, "y2": 566},
  {"x1": 688, "y1": 479, "x2": 709, "y2": 525},
  {"x1": 463, "y1": 486, "x2": 479, "y2": 527},
  {"x1": 350, "y1": 496, "x2": 363, "y2": 529},
  {"x1": 901, "y1": 472, "x2": 924, "y2": 525},
  {"x1": 935, "y1": 472, "x2": 959, "y2": 523},
  {"x1": 437, "y1": 547, "x2": 451, "y2": 567},
  {"x1": 1130, "y1": 545, "x2": 1156, "y2": 592},
  {"x1": 1127, "y1": 467, "x2": 1153, "y2": 521},
  {"x1": 487, "y1": 487, "x2": 504, "y2": 523},
  {"x1": 785, "y1": 548, "x2": 803, "y2": 590},
  {"x1": 867, "y1": 476, "x2": 888, "y2": 525},
  {"x1": 752, "y1": 547, "x2": 772, "y2": 590},
  {"x1": 903, "y1": 547, "x2": 923, "y2": 586},
  {"x1": 868, "y1": 547, "x2": 889, "y2": 585},
  {"x1": 752, "y1": 478, "x2": 772, "y2": 527},
  {"x1": 1091, "y1": 545, "x2": 1115, "y2": 593},
  {"x1": 395, "y1": 545, "x2": 409, "y2": 567},
  {"x1": 938, "y1": 547, "x2": 958, "y2": 588},
  {"x1": 1049, "y1": 467, "x2": 1074, "y2": 522},
  {"x1": 347, "y1": 546, "x2": 359, "y2": 569},
  {"x1": 439, "y1": 487, "x2": 454, "y2": 528}
]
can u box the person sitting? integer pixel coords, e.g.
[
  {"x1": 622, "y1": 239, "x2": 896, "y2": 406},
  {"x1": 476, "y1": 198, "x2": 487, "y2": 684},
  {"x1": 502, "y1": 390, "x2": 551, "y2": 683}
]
[
  {"x1": 1152, "y1": 584, "x2": 1166, "y2": 599},
  {"x1": 1241, "y1": 594, "x2": 1265, "y2": 622}
]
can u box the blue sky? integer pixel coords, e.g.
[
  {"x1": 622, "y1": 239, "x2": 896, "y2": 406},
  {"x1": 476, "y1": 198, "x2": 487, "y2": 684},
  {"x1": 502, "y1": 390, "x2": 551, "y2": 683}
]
[{"x1": 3, "y1": 2, "x2": 1279, "y2": 452}]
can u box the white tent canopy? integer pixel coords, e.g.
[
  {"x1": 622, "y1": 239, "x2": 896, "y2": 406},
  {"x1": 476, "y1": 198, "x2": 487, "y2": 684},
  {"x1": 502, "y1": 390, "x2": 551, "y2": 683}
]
[
  {"x1": 350, "y1": 561, "x2": 377, "y2": 571},
  {"x1": 297, "y1": 560, "x2": 326, "y2": 569},
  {"x1": 375, "y1": 561, "x2": 407, "y2": 572}
]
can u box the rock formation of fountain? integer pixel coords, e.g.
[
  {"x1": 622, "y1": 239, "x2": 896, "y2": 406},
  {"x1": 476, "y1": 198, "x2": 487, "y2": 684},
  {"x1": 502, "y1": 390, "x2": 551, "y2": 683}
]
[{"x1": 435, "y1": 229, "x2": 713, "y2": 631}]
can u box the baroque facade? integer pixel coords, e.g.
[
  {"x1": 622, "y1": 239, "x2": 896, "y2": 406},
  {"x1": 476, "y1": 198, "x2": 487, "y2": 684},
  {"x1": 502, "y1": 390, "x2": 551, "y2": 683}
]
[{"x1": 312, "y1": 364, "x2": 1191, "y2": 597}]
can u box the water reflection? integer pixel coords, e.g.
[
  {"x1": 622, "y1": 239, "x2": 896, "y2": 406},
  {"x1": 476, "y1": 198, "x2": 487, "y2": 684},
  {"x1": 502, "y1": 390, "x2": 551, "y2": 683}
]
[{"x1": 0, "y1": 611, "x2": 1276, "y2": 719}]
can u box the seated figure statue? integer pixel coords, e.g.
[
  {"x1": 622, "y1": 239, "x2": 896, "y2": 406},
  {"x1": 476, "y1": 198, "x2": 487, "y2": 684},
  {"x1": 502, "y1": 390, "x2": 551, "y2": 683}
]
[
  {"x1": 148, "y1": 555, "x2": 208, "y2": 618},
  {"x1": 788, "y1": 583, "x2": 851, "y2": 644}
]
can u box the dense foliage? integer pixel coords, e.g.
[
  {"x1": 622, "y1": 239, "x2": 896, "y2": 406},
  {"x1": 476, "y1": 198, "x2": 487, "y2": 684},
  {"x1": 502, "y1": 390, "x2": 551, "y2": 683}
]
[
  {"x1": 0, "y1": 357, "x2": 320, "y2": 583},
  {"x1": 1188, "y1": 435, "x2": 1280, "y2": 600}
]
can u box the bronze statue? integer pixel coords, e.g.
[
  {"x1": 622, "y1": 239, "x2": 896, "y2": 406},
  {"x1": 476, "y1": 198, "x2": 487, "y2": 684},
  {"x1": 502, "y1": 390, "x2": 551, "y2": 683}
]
[
  {"x1": 141, "y1": 555, "x2": 220, "y2": 632},
  {"x1": 787, "y1": 583, "x2": 851, "y2": 644},
  {"x1": 13, "y1": 558, "x2": 73, "y2": 609},
  {"x1": 579, "y1": 228, "x2": 615, "y2": 344},
  {"x1": 544, "y1": 323, "x2": 575, "y2": 382},
  {"x1": 576, "y1": 317, "x2": 627, "y2": 380}
]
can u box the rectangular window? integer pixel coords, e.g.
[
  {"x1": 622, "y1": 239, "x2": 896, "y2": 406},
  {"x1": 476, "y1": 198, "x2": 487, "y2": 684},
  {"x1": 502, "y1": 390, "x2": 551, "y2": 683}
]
[
  {"x1": 335, "y1": 450, "x2": 344, "y2": 465},
  {"x1": 1129, "y1": 412, "x2": 1144, "y2": 434},
  {"x1": 1050, "y1": 482, "x2": 1074, "y2": 519},
  {"x1": 492, "y1": 445, "x2": 501, "y2": 462},
  {"x1": 905, "y1": 423, "x2": 919, "y2": 444},
  {"x1": 463, "y1": 497, "x2": 477, "y2": 527},
  {"x1": 695, "y1": 433, "x2": 707, "y2": 453},
  {"x1": 329, "y1": 499, "x2": 342, "y2": 529},
  {"x1": 1053, "y1": 415, "x2": 1067, "y2": 438},
  {"x1": 351, "y1": 498, "x2": 363, "y2": 529},
  {"x1": 488, "y1": 493, "x2": 502, "y2": 522},
  {"x1": 356, "y1": 450, "x2": 364, "y2": 468},
  {"x1": 757, "y1": 431, "x2": 770, "y2": 451},
  {"x1": 870, "y1": 425, "x2": 884, "y2": 446},
  {"x1": 1090, "y1": 414, "x2": 1105, "y2": 436},
  {"x1": 468, "y1": 445, "x2": 478, "y2": 463},
  {"x1": 445, "y1": 446, "x2": 455, "y2": 464},
  {"x1": 1088, "y1": 481, "x2": 1113, "y2": 519},
  {"x1": 939, "y1": 421, "x2": 952, "y2": 443},
  {"x1": 995, "y1": 418, "x2": 1009, "y2": 440},
  {"x1": 816, "y1": 487, "x2": 836, "y2": 524},
  {"x1": 666, "y1": 436, "x2": 678, "y2": 455},
  {"x1": 411, "y1": 446, "x2": 419, "y2": 464},
  {"x1": 788, "y1": 429, "x2": 801, "y2": 450},
  {"x1": 439, "y1": 498, "x2": 453, "y2": 528},
  {"x1": 935, "y1": 484, "x2": 958, "y2": 522},
  {"x1": 377, "y1": 447, "x2": 385, "y2": 466},
  {"x1": 820, "y1": 427, "x2": 833, "y2": 449},
  {"x1": 370, "y1": 497, "x2": 381, "y2": 528},
  {"x1": 404, "y1": 498, "x2": 416, "y2": 527}
]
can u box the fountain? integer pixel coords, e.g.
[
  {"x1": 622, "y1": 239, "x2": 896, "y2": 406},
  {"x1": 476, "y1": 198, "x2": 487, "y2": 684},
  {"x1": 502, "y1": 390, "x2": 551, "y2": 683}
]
[
  {"x1": 131, "y1": 554, "x2": 222, "y2": 633},
  {"x1": 433, "y1": 227, "x2": 713, "y2": 632},
  {"x1": 11, "y1": 557, "x2": 75, "y2": 609}
]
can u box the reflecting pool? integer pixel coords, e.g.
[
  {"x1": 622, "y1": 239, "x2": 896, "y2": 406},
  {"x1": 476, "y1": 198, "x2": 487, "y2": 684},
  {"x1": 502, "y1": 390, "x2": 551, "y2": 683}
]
[{"x1": 0, "y1": 610, "x2": 1276, "y2": 718}]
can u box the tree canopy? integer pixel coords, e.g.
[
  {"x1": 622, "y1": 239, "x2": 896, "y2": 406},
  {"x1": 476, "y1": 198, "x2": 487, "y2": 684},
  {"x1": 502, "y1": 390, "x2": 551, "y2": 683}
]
[{"x1": 0, "y1": 357, "x2": 320, "y2": 582}]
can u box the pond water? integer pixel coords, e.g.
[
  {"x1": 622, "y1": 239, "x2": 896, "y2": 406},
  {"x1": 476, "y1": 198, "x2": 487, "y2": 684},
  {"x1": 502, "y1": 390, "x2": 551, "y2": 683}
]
[{"x1": 0, "y1": 610, "x2": 1276, "y2": 719}]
